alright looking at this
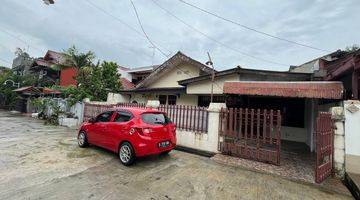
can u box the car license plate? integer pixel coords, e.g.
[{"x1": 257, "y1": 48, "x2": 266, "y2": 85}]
[{"x1": 158, "y1": 141, "x2": 170, "y2": 147}]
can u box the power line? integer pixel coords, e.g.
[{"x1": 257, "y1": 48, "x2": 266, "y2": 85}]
[
  {"x1": 177, "y1": 0, "x2": 331, "y2": 53},
  {"x1": 151, "y1": 0, "x2": 288, "y2": 67},
  {"x1": 129, "y1": 0, "x2": 169, "y2": 58},
  {"x1": 84, "y1": 0, "x2": 171, "y2": 56},
  {"x1": 0, "y1": 28, "x2": 43, "y2": 53},
  {"x1": 84, "y1": 0, "x2": 142, "y2": 36}
]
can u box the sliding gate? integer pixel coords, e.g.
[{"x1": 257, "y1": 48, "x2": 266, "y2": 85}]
[
  {"x1": 315, "y1": 112, "x2": 334, "y2": 183},
  {"x1": 219, "y1": 108, "x2": 281, "y2": 165}
]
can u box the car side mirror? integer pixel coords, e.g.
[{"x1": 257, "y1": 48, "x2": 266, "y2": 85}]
[{"x1": 89, "y1": 117, "x2": 96, "y2": 123}]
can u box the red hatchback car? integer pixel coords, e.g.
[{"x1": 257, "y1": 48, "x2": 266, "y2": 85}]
[{"x1": 77, "y1": 107, "x2": 176, "y2": 165}]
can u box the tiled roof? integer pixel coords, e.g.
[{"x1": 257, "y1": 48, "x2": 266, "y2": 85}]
[
  {"x1": 120, "y1": 78, "x2": 135, "y2": 90},
  {"x1": 224, "y1": 81, "x2": 344, "y2": 99}
]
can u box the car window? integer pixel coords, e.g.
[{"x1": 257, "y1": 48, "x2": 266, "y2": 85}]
[
  {"x1": 114, "y1": 111, "x2": 132, "y2": 123},
  {"x1": 95, "y1": 111, "x2": 113, "y2": 122},
  {"x1": 141, "y1": 113, "x2": 171, "y2": 125}
]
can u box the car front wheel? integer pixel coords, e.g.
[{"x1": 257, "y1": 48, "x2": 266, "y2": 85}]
[
  {"x1": 119, "y1": 142, "x2": 135, "y2": 166},
  {"x1": 78, "y1": 131, "x2": 89, "y2": 148}
]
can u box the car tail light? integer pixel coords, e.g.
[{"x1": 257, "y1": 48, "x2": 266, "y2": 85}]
[{"x1": 133, "y1": 127, "x2": 152, "y2": 136}]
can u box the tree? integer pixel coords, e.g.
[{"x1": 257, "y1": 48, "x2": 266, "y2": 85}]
[
  {"x1": 62, "y1": 45, "x2": 96, "y2": 70},
  {"x1": 101, "y1": 61, "x2": 122, "y2": 93},
  {"x1": 0, "y1": 70, "x2": 37, "y2": 107},
  {"x1": 57, "y1": 47, "x2": 123, "y2": 103},
  {"x1": 51, "y1": 45, "x2": 96, "y2": 88},
  {"x1": 74, "y1": 61, "x2": 123, "y2": 102}
]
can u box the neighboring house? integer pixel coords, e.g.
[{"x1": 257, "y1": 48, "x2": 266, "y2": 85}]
[
  {"x1": 119, "y1": 51, "x2": 214, "y2": 105},
  {"x1": 41, "y1": 50, "x2": 77, "y2": 87},
  {"x1": 12, "y1": 50, "x2": 77, "y2": 87},
  {"x1": 12, "y1": 50, "x2": 34, "y2": 76},
  {"x1": 290, "y1": 49, "x2": 360, "y2": 100},
  {"x1": 289, "y1": 49, "x2": 343, "y2": 73}
]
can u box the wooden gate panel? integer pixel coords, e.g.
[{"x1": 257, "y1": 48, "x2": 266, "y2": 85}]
[
  {"x1": 315, "y1": 112, "x2": 334, "y2": 183},
  {"x1": 219, "y1": 108, "x2": 281, "y2": 165}
]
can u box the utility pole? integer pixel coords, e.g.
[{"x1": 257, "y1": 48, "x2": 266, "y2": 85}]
[{"x1": 206, "y1": 52, "x2": 215, "y2": 103}]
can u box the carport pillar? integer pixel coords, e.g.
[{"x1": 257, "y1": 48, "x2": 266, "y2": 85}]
[
  {"x1": 207, "y1": 103, "x2": 227, "y2": 153},
  {"x1": 331, "y1": 106, "x2": 345, "y2": 178}
]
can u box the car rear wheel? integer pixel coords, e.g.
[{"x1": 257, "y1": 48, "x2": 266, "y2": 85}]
[
  {"x1": 119, "y1": 142, "x2": 135, "y2": 166},
  {"x1": 78, "y1": 131, "x2": 89, "y2": 148}
]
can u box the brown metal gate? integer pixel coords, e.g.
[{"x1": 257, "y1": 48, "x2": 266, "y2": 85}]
[
  {"x1": 219, "y1": 108, "x2": 281, "y2": 165},
  {"x1": 315, "y1": 112, "x2": 334, "y2": 183}
]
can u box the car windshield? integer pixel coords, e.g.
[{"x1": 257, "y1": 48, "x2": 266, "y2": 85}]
[{"x1": 141, "y1": 113, "x2": 171, "y2": 125}]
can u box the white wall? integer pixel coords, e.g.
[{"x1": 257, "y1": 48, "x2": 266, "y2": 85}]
[
  {"x1": 186, "y1": 74, "x2": 239, "y2": 94},
  {"x1": 107, "y1": 93, "x2": 130, "y2": 103},
  {"x1": 176, "y1": 103, "x2": 225, "y2": 153},
  {"x1": 344, "y1": 100, "x2": 360, "y2": 155},
  {"x1": 344, "y1": 100, "x2": 360, "y2": 174},
  {"x1": 148, "y1": 64, "x2": 200, "y2": 88},
  {"x1": 129, "y1": 93, "x2": 198, "y2": 106}
]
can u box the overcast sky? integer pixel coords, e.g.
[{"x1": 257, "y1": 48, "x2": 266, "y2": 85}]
[{"x1": 0, "y1": 0, "x2": 359, "y2": 71}]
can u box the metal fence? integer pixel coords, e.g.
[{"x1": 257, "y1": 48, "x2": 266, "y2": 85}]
[
  {"x1": 83, "y1": 102, "x2": 209, "y2": 133},
  {"x1": 159, "y1": 104, "x2": 208, "y2": 133},
  {"x1": 83, "y1": 102, "x2": 145, "y2": 122},
  {"x1": 219, "y1": 108, "x2": 281, "y2": 165}
]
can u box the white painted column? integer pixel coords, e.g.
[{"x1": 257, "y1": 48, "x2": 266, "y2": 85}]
[
  {"x1": 146, "y1": 100, "x2": 160, "y2": 108},
  {"x1": 309, "y1": 99, "x2": 318, "y2": 152},
  {"x1": 207, "y1": 103, "x2": 227, "y2": 153},
  {"x1": 331, "y1": 106, "x2": 345, "y2": 177},
  {"x1": 107, "y1": 92, "x2": 130, "y2": 103}
]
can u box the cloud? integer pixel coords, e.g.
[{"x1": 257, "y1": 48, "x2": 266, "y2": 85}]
[{"x1": 0, "y1": 0, "x2": 359, "y2": 70}]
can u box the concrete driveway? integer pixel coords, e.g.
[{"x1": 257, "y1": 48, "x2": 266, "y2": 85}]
[{"x1": 0, "y1": 111, "x2": 351, "y2": 200}]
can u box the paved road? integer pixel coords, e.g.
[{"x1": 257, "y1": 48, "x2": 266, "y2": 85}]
[{"x1": 0, "y1": 111, "x2": 351, "y2": 200}]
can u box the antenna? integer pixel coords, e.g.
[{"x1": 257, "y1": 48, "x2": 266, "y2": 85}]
[
  {"x1": 206, "y1": 52, "x2": 215, "y2": 103},
  {"x1": 149, "y1": 46, "x2": 156, "y2": 65}
]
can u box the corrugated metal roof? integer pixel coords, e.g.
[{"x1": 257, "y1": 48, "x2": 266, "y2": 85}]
[{"x1": 223, "y1": 81, "x2": 344, "y2": 99}]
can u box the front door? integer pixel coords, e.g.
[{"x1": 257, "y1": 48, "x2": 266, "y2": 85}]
[{"x1": 315, "y1": 112, "x2": 334, "y2": 184}]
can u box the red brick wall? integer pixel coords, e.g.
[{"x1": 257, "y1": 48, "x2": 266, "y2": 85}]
[{"x1": 60, "y1": 67, "x2": 77, "y2": 87}]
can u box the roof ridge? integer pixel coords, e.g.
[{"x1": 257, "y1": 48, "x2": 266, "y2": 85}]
[{"x1": 135, "y1": 51, "x2": 213, "y2": 88}]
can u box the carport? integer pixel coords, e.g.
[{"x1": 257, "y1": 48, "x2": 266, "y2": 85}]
[{"x1": 220, "y1": 81, "x2": 344, "y2": 183}]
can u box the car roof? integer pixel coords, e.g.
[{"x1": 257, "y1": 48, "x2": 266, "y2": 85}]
[{"x1": 110, "y1": 107, "x2": 164, "y2": 115}]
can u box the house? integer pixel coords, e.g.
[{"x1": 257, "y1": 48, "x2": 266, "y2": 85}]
[
  {"x1": 178, "y1": 66, "x2": 314, "y2": 106},
  {"x1": 40, "y1": 50, "x2": 77, "y2": 87},
  {"x1": 12, "y1": 50, "x2": 34, "y2": 76},
  {"x1": 290, "y1": 49, "x2": 360, "y2": 100},
  {"x1": 118, "y1": 51, "x2": 214, "y2": 105},
  {"x1": 11, "y1": 50, "x2": 77, "y2": 87}
]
